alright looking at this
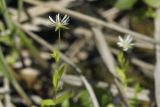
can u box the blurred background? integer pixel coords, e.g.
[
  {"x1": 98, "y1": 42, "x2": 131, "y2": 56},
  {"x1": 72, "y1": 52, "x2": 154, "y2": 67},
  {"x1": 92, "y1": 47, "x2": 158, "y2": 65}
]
[{"x1": 0, "y1": 0, "x2": 159, "y2": 107}]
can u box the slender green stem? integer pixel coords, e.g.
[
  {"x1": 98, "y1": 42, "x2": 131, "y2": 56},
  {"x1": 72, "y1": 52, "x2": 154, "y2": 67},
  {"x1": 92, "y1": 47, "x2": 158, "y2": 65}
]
[
  {"x1": 0, "y1": 0, "x2": 13, "y2": 30},
  {"x1": 18, "y1": 0, "x2": 23, "y2": 22},
  {"x1": 53, "y1": 30, "x2": 61, "y2": 100},
  {"x1": 58, "y1": 29, "x2": 61, "y2": 51},
  {"x1": 54, "y1": 89, "x2": 57, "y2": 100}
]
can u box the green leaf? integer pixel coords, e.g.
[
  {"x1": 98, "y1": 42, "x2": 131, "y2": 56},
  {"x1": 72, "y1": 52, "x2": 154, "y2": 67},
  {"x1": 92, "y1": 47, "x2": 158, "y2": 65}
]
[
  {"x1": 115, "y1": 0, "x2": 137, "y2": 10},
  {"x1": 143, "y1": 0, "x2": 160, "y2": 8},
  {"x1": 41, "y1": 99, "x2": 56, "y2": 107},
  {"x1": 53, "y1": 69, "x2": 59, "y2": 91},
  {"x1": 59, "y1": 64, "x2": 67, "y2": 78},
  {"x1": 55, "y1": 91, "x2": 72, "y2": 105},
  {"x1": 116, "y1": 67, "x2": 126, "y2": 85},
  {"x1": 41, "y1": 92, "x2": 72, "y2": 107},
  {"x1": 127, "y1": 78, "x2": 134, "y2": 83},
  {"x1": 134, "y1": 83, "x2": 142, "y2": 94},
  {"x1": 0, "y1": 59, "x2": 6, "y2": 76},
  {"x1": 79, "y1": 90, "x2": 92, "y2": 107},
  {"x1": 0, "y1": 46, "x2": 11, "y2": 79},
  {"x1": 51, "y1": 48, "x2": 57, "y2": 58},
  {"x1": 61, "y1": 99, "x2": 70, "y2": 107},
  {"x1": 107, "y1": 103, "x2": 115, "y2": 107},
  {"x1": 124, "y1": 60, "x2": 129, "y2": 71},
  {"x1": 145, "y1": 8, "x2": 156, "y2": 18},
  {"x1": 6, "y1": 51, "x2": 18, "y2": 65},
  {"x1": 51, "y1": 48, "x2": 60, "y2": 63},
  {"x1": 117, "y1": 51, "x2": 126, "y2": 67},
  {"x1": 0, "y1": 35, "x2": 12, "y2": 46},
  {"x1": 118, "y1": 51, "x2": 124, "y2": 64}
]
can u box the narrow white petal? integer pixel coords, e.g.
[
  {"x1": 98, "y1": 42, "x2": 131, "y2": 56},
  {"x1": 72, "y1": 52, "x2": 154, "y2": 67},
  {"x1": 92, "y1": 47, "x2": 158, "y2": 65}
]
[
  {"x1": 62, "y1": 20, "x2": 69, "y2": 25},
  {"x1": 49, "y1": 16, "x2": 55, "y2": 23},
  {"x1": 126, "y1": 36, "x2": 132, "y2": 44},
  {"x1": 128, "y1": 36, "x2": 133, "y2": 43},
  {"x1": 117, "y1": 42, "x2": 123, "y2": 47},
  {"x1": 118, "y1": 36, "x2": 124, "y2": 42},
  {"x1": 130, "y1": 43, "x2": 135, "y2": 46},
  {"x1": 56, "y1": 14, "x2": 58, "y2": 22},
  {"x1": 65, "y1": 16, "x2": 70, "y2": 22},
  {"x1": 62, "y1": 22, "x2": 68, "y2": 25},
  {"x1": 56, "y1": 13, "x2": 60, "y2": 22},
  {"x1": 62, "y1": 16, "x2": 69, "y2": 25},
  {"x1": 125, "y1": 35, "x2": 130, "y2": 42},
  {"x1": 61, "y1": 15, "x2": 68, "y2": 22},
  {"x1": 123, "y1": 48, "x2": 128, "y2": 51}
]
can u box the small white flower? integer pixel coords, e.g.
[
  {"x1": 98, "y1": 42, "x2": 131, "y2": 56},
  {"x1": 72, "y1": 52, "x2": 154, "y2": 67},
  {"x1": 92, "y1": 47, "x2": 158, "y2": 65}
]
[
  {"x1": 49, "y1": 13, "x2": 69, "y2": 31},
  {"x1": 117, "y1": 35, "x2": 134, "y2": 51}
]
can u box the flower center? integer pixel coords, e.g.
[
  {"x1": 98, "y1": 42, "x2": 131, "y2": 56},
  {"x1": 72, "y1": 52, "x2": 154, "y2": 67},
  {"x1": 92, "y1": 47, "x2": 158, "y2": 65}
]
[{"x1": 123, "y1": 42, "x2": 129, "y2": 49}]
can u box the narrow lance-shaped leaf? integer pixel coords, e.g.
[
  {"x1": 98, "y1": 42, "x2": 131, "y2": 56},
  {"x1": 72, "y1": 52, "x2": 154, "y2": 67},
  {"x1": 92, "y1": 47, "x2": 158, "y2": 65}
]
[
  {"x1": 118, "y1": 51, "x2": 124, "y2": 64},
  {"x1": 143, "y1": 0, "x2": 160, "y2": 8},
  {"x1": 41, "y1": 99, "x2": 56, "y2": 107},
  {"x1": 0, "y1": 46, "x2": 11, "y2": 79},
  {"x1": 116, "y1": 67, "x2": 127, "y2": 86},
  {"x1": 59, "y1": 64, "x2": 67, "y2": 79},
  {"x1": 0, "y1": 35, "x2": 12, "y2": 46},
  {"x1": 53, "y1": 69, "x2": 59, "y2": 91},
  {"x1": 115, "y1": 0, "x2": 137, "y2": 10},
  {"x1": 61, "y1": 99, "x2": 70, "y2": 107},
  {"x1": 54, "y1": 91, "x2": 72, "y2": 105}
]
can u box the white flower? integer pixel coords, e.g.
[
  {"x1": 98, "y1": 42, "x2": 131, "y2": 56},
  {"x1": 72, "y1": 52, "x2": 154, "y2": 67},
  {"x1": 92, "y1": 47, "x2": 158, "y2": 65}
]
[
  {"x1": 117, "y1": 35, "x2": 134, "y2": 51},
  {"x1": 49, "y1": 13, "x2": 69, "y2": 31}
]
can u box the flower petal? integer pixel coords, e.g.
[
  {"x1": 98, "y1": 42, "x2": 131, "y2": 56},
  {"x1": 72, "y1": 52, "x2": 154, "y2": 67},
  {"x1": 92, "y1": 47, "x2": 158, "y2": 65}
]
[
  {"x1": 61, "y1": 15, "x2": 68, "y2": 23},
  {"x1": 49, "y1": 16, "x2": 55, "y2": 24},
  {"x1": 125, "y1": 35, "x2": 130, "y2": 42},
  {"x1": 49, "y1": 13, "x2": 69, "y2": 31},
  {"x1": 125, "y1": 35, "x2": 133, "y2": 43},
  {"x1": 117, "y1": 42, "x2": 123, "y2": 47},
  {"x1": 117, "y1": 35, "x2": 134, "y2": 51},
  {"x1": 130, "y1": 43, "x2": 135, "y2": 46},
  {"x1": 128, "y1": 37, "x2": 133, "y2": 43},
  {"x1": 62, "y1": 16, "x2": 69, "y2": 25},
  {"x1": 123, "y1": 48, "x2": 128, "y2": 51},
  {"x1": 56, "y1": 13, "x2": 61, "y2": 22},
  {"x1": 118, "y1": 36, "x2": 124, "y2": 42}
]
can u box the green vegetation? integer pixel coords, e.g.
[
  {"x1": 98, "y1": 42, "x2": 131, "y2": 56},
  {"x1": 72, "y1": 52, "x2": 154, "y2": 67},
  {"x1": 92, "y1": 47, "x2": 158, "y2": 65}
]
[{"x1": 0, "y1": 0, "x2": 158, "y2": 107}]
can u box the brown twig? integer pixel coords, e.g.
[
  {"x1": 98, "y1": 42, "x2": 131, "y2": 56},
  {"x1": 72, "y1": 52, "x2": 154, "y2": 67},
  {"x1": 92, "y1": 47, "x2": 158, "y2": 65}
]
[
  {"x1": 4, "y1": 79, "x2": 14, "y2": 107},
  {"x1": 154, "y1": 8, "x2": 160, "y2": 107}
]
